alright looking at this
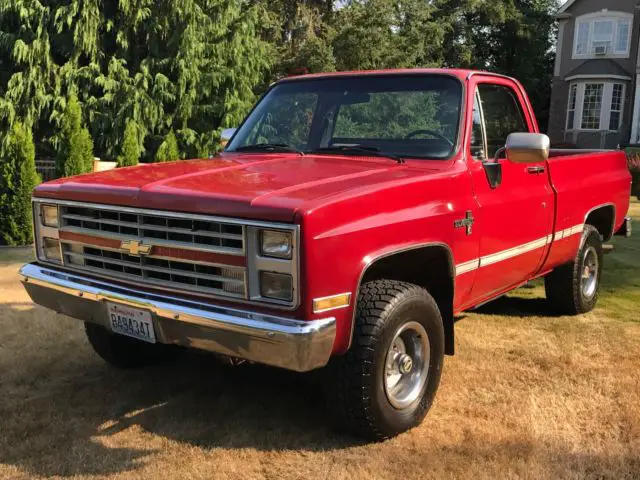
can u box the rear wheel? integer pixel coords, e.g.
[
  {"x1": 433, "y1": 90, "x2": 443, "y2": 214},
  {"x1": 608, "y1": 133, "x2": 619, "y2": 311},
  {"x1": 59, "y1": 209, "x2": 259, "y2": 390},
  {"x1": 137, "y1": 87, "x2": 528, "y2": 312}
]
[
  {"x1": 326, "y1": 280, "x2": 444, "y2": 440},
  {"x1": 545, "y1": 225, "x2": 603, "y2": 315},
  {"x1": 85, "y1": 322, "x2": 178, "y2": 369}
]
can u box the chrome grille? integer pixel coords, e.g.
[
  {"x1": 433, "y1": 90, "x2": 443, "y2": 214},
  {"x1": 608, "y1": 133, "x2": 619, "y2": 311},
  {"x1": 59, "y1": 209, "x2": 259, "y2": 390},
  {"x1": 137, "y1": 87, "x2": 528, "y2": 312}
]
[
  {"x1": 60, "y1": 205, "x2": 244, "y2": 254},
  {"x1": 61, "y1": 242, "x2": 246, "y2": 297}
]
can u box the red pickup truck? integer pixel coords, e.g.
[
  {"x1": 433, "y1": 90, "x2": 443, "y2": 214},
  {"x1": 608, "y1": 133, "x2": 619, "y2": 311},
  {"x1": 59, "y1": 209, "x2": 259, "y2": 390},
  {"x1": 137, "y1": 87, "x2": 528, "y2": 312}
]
[{"x1": 21, "y1": 69, "x2": 632, "y2": 440}]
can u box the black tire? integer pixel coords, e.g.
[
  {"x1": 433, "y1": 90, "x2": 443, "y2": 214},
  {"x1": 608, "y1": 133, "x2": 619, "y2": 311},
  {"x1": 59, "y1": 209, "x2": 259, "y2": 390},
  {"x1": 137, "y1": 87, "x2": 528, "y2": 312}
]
[
  {"x1": 85, "y1": 322, "x2": 177, "y2": 369},
  {"x1": 545, "y1": 225, "x2": 603, "y2": 315},
  {"x1": 326, "y1": 280, "x2": 445, "y2": 441}
]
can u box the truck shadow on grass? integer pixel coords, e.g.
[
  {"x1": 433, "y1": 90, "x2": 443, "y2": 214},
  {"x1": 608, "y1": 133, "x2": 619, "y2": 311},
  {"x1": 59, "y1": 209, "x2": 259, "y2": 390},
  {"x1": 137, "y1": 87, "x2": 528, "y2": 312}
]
[
  {"x1": 470, "y1": 295, "x2": 563, "y2": 318},
  {"x1": 0, "y1": 348, "x2": 362, "y2": 478}
]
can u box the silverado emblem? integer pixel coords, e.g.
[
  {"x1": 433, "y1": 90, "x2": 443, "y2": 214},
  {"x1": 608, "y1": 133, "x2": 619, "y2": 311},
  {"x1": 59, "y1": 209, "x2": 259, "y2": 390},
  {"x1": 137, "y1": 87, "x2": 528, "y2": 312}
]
[{"x1": 120, "y1": 240, "x2": 153, "y2": 256}]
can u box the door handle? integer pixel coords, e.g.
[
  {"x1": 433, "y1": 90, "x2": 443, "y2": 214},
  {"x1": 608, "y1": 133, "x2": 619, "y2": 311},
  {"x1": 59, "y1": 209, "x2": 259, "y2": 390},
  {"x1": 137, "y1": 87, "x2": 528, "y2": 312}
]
[{"x1": 527, "y1": 166, "x2": 545, "y2": 175}]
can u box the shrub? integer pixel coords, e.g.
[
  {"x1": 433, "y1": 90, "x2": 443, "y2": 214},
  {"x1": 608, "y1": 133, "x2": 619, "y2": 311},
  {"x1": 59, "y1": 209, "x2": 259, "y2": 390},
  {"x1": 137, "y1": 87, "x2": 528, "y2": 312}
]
[
  {"x1": 155, "y1": 130, "x2": 180, "y2": 162},
  {"x1": 0, "y1": 122, "x2": 41, "y2": 245},
  {"x1": 55, "y1": 94, "x2": 94, "y2": 177},
  {"x1": 117, "y1": 120, "x2": 141, "y2": 167}
]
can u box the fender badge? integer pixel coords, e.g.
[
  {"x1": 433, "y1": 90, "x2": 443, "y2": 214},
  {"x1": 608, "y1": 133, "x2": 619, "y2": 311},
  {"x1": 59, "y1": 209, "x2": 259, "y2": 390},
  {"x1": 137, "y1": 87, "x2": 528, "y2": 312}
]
[{"x1": 454, "y1": 211, "x2": 475, "y2": 236}]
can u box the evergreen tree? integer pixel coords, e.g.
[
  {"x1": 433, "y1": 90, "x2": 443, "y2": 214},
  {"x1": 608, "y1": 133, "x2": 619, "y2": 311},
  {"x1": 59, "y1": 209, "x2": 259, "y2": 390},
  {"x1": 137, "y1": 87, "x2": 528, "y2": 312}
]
[
  {"x1": 55, "y1": 95, "x2": 94, "y2": 177},
  {"x1": 0, "y1": 122, "x2": 40, "y2": 245},
  {"x1": 155, "y1": 130, "x2": 180, "y2": 162},
  {"x1": 0, "y1": 0, "x2": 556, "y2": 160},
  {"x1": 118, "y1": 120, "x2": 141, "y2": 167},
  {"x1": 0, "y1": 0, "x2": 272, "y2": 161}
]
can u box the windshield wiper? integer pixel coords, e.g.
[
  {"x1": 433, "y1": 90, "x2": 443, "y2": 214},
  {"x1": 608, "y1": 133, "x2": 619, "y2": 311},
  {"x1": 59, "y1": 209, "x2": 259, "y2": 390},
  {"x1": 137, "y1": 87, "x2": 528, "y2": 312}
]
[
  {"x1": 233, "y1": 143, "x2": 304, "y2": 155},
  {"x1": 309, "y1": 145, "x2": 405, "y2": 164}
]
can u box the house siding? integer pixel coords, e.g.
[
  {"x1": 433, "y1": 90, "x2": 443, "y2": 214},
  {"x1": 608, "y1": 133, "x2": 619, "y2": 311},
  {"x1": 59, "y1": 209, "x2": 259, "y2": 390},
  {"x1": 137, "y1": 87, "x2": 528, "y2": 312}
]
[{"x1": 548, "y1": 0, "x2": 640, "y2": 148}]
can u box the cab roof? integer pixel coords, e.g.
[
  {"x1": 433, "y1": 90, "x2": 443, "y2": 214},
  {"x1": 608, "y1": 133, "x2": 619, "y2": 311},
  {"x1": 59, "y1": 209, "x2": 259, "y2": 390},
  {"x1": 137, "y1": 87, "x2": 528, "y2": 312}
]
[{"x1": 277, "y1": 68, "x2": 515, "y2": 83}]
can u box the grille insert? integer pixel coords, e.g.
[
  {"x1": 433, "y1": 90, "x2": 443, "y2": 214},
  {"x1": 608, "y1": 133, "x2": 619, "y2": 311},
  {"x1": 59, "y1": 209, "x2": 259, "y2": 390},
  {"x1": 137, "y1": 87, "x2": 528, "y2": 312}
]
[
  {"x1": 61, "y1": 206, "x2": 244, "y2": 254},
  {"x1": 62, "y1": 243, "x2": 246, "y2": 297}
]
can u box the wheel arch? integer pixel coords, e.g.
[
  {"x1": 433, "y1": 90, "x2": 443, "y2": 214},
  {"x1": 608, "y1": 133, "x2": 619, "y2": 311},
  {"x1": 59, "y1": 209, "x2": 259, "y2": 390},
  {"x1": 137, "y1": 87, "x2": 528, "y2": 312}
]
[
  {"x1": 351, "y1": 243, "x2": 456, "y2": 355},
  {"x1": 584, "y1": 203, "x2": 616, "y2": 242}
]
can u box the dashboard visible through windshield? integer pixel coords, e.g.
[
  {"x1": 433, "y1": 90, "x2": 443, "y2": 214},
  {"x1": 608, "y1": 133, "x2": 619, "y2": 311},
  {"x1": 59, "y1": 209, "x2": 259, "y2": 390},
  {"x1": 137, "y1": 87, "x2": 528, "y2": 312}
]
[{"x1": 226, "y1": 74, "x2": 462, "y2": 161}]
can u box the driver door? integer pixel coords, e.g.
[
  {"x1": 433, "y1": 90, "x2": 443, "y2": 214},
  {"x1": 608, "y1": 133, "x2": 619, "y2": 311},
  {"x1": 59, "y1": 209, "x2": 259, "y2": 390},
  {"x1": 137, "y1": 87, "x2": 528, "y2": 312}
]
[{"x1": 467, "y1": 81, "x2": 554, "y2": 305}]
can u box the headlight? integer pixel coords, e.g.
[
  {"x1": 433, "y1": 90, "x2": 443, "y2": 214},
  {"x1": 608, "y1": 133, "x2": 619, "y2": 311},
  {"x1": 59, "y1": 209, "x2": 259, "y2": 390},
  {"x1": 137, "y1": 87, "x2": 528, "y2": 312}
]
[
  {"x1": 260, "y1": 271, "x2": 293, "y2": 301},
  {"x1": 42, "y1": 237, "x2": 62, "y2": 263},
  {"x1": 41, "y1": 204, "x2": 59, "y2": 228},
  {"x1": 260, "y1": 230, "x2": 292, "y2": 259}
]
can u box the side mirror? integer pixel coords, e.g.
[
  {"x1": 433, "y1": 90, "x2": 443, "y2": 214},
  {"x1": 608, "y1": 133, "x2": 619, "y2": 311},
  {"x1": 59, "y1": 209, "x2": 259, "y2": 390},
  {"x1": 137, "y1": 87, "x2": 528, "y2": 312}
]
[
  {"x1": 220, "y1": 128, "x2": 237, "y2": 145},
  {"x1": 505, "y1": 132, "x2": 550, "y2": 164}
]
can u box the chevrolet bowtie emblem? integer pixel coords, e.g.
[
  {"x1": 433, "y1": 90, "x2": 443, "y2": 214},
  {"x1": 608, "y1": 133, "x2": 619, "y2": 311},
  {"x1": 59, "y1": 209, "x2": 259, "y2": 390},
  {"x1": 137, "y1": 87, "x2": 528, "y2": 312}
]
[{"x1": 120, "y1": 240, "x2": 153, "y2": 256}]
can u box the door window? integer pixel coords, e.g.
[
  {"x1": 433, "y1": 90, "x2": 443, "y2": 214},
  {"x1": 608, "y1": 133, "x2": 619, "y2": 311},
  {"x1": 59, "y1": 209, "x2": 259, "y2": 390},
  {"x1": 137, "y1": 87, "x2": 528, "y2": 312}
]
[{"x1": 477, "y1": 84, "x2": 527, "y2": 158}]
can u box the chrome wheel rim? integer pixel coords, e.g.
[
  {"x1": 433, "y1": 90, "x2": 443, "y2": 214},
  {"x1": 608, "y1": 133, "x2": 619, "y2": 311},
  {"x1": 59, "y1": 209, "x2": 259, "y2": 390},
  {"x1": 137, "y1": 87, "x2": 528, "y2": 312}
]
[
  {"x1": 384, "y1": 321, "x2": 430, "y2": 409},
  {"x1": 581, "y1": 246, "x2": 599, "y2": 299}
]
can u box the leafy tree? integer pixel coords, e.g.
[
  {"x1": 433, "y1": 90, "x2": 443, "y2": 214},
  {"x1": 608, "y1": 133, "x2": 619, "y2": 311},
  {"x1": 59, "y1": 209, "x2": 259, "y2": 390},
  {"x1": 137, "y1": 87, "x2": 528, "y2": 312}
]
[
  {"x1": 0, "y1": 122, "x2": 40, "y2": 245},
  {"x1": 433, "y1": 0, "x2": 556, "y2": 130},
  {"x1": 56, "y1": 94, "x2": 94, "y2": 177},
  {"x1": 155, "y1": 130, "x2": 180, "y2": 162},
  {"x1": 0, "y1": 0, "x2": 556, "y2": 161},
  {"x1": 118, "y1": 120, "x2": 141, "y2": 167},
  {"x1": 0, "y1": 0, "x2": 272, "y2": 161}
]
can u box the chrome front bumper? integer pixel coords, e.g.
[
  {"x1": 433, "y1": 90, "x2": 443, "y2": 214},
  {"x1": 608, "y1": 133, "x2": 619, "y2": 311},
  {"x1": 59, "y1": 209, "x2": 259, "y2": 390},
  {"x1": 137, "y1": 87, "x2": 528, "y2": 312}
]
[{"x1": 20, "y1": 263, "x2": 336, "y2": 372}]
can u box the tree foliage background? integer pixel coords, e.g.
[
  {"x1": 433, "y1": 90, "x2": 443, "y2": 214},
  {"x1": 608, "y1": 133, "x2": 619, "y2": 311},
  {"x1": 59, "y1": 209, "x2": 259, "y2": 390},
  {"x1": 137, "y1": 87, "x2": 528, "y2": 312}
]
[{"x1": 0, "y1": 0, "x2": 558, "y2": 163}]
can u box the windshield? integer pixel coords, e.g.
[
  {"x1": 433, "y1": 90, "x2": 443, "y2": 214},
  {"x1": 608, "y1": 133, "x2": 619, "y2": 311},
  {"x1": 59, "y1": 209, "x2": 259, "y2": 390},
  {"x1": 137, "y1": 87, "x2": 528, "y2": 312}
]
[{"x1": 226, "y1": 75, "x2": 462, "y2": 160}]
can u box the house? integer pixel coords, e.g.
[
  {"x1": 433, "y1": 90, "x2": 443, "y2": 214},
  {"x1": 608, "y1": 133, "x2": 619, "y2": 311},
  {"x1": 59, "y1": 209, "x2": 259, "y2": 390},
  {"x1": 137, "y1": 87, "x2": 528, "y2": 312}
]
[{"x1": 548, "y1": 0, "x2": 640, "y2": 148}]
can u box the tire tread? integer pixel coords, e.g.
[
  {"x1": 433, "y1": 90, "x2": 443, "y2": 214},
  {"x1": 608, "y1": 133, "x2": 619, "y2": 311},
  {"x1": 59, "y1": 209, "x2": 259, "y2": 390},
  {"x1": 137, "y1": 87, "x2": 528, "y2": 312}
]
[{"x1": 328, "y1": 279, "x2": 441, "y2": 440}]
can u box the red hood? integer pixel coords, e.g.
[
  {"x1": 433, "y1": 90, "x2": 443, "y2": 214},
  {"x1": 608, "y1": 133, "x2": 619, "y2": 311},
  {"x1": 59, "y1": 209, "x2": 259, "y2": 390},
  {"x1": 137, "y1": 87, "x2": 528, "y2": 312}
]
[{"x1": 35, "y1": 153, "x2": 436, "y2": 222}]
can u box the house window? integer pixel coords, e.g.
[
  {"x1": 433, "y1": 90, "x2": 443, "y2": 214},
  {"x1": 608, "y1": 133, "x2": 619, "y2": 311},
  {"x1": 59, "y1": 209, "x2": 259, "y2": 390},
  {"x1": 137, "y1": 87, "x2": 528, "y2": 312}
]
[
  {"x1": 609, "y1": 83, "x2": 624, "y2": 130},
  {"x1": 573, "y1": 12, "x2": 632, "y2": 58},
  {"x1": 581, "y1": 83, "x2": 603, "y2": 130},
  {"x1": 565, "y1": 82, "x2": 626, "y2": 132},
  {"x1": 566, "y1": 84, "x2": 578, "y2": 130}
]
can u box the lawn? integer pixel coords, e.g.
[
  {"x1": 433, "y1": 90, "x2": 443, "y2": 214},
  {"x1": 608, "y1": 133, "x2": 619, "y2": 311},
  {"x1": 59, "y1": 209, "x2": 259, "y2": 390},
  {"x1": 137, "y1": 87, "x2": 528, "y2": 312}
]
[{"x1": 0, "y1": 202, "x2": 639, "y2": 480}]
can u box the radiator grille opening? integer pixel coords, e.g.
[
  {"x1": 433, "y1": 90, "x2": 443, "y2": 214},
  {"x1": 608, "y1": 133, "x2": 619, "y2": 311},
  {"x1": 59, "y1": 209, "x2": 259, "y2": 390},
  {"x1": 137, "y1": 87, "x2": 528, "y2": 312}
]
[
  {"x1": 61, "y1": 206, "x2": 245, "y2": 254},
  {"x1": 61, "y1": 243, "x2": 247, "y2": 298}
]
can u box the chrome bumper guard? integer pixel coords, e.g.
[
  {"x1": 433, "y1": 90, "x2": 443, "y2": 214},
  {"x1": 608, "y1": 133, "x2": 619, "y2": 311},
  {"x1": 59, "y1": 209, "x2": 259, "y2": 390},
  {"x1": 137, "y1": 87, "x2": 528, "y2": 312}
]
[{"x1": 20, "y1": 263, "x2": 336, "y2": 372}]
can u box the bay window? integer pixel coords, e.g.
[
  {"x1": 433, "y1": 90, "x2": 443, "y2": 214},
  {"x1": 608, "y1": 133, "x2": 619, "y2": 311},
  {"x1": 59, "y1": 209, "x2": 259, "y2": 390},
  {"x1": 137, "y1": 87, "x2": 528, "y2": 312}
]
[
  {"x1": 565, "y1": 82, "x2": 626, "y2": 132},
  {"x1": 573, "y1": 12, "x2": 632, "y2": 58}
]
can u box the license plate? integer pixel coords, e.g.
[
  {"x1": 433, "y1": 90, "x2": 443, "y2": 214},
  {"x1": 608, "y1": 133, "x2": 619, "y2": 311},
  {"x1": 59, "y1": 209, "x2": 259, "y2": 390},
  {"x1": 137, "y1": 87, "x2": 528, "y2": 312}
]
[{"x1": 106, "y1": 302, "x2": 156, "y2": 343}]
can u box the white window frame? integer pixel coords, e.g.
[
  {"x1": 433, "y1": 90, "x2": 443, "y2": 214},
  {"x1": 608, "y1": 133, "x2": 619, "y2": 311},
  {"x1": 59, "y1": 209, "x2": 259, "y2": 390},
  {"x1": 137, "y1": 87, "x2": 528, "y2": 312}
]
[
  {"x1": 565, "y1": 81, "x2": 626, "y2": 132},
  {"x1": 572, "y1": 11, "x2": 633, "y2": 59}
]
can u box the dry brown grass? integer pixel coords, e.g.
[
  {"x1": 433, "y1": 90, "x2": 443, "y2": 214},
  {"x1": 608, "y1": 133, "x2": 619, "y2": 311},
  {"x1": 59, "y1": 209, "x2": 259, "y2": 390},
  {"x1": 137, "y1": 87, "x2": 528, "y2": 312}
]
[{"x1": 1, "y1": 203, "x2": 639, "y2": 480}]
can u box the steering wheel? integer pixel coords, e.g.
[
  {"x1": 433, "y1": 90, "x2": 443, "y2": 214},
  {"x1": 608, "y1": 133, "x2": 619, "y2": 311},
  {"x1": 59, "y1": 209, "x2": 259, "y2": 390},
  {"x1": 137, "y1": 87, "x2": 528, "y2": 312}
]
[{"x1": 405, "y1": 129, "x2": 453, "y2": 146}]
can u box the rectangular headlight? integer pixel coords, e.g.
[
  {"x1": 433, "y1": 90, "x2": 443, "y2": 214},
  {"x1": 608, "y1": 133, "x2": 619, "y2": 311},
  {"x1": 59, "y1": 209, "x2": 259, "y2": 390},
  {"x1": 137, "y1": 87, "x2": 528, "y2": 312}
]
[
  {"x1": 42, "y1": 237, "x2": 62, "y2": 263},
  {"x1": 260, "y1": 230, "x2": 292, "y2": 259},
  {"x1": 41, "y1": 204, "x2": 59, "y2": 228},
  {"x1": 260, "y1": 271, "x2": 293, "y2": 302}
]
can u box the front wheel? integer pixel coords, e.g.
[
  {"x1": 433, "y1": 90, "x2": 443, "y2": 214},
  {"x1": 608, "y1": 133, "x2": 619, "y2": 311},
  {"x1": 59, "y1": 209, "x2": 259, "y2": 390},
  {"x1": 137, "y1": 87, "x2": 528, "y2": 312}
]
[
  {"x1": 326, "y1": 280, "x2": 444, "y2": 440},
  {"x1": 545, "y1": 225, "x2": 603, "y2": 315}
]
